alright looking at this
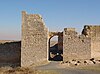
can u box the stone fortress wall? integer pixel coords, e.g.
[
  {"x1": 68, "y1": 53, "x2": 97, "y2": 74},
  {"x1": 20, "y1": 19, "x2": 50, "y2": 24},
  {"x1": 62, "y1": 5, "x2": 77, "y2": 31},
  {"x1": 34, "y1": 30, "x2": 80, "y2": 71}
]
[
  {"x1": 0, "y1": 41, "x2": 21, "y2": 67},
  {"x1": 21, "y1": 11, "x2": 48, "y2": 67},
  {"x1": 63, "y1": 28, "x2": 91, "y2": 60},
  {"x1": 63, "y1": 25, "x2": 100, "y2": 61},
  {"x1": 0, "y1": 11, "x2": 100, "y2": 67},
  {"x1": 21, "y1": 11, "x2": 100, "y2": 67},
  {"x1": 83, "y1": 25, "x2": 100, "y2": 59}
]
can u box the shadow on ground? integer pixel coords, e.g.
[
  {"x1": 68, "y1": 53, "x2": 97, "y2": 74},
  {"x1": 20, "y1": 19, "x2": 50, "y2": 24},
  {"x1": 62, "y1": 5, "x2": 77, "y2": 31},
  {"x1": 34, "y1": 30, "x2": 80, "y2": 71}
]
[{"x1": 49, "y1": 43, "x2": 63, "y2": 61}]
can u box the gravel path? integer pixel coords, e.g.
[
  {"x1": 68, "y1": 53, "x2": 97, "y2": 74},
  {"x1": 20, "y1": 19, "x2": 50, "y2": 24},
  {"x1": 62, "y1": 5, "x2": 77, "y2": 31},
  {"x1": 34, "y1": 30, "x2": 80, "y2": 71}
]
[{"x1": 35, "y1": 61, "x2": 100, "y2": 74}]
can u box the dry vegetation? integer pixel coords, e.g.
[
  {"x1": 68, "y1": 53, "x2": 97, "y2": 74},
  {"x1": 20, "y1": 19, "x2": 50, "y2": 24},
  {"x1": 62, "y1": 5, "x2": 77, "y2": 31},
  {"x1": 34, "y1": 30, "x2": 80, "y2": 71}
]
[{"x1": 0, "y1": 67, "x2": 58, "y2": 74}]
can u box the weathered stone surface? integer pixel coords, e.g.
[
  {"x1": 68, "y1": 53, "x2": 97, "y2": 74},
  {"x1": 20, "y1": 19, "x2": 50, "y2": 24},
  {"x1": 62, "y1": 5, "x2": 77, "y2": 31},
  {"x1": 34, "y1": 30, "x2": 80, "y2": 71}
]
[
  {"x1": 82, "y1": 25, "x2": 100, "y2": 37},
  {"x1": 63, "y1": 25, "x2": 100, "y2": 61},
  {"x1": 91, "y1": 38, "x2": 100, "y2": 59},
  {"x1": 90, "y1": 26, "x2": 100, "y2": 59},
  {"x1": 21, "y1": 11, "x2": 48, "y2": 67},
  {"x1": 0, "y1": 41, "x2": 21, "y2": 67},
  {"x1": 63, "y1": 28, "x2": 91, "y2": 60}
]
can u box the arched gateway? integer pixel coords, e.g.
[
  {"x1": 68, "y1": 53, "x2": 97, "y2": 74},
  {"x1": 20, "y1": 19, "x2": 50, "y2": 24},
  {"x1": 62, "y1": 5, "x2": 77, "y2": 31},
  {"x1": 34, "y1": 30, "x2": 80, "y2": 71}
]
[
  {"x1": 21, "y1": 11, "x2": 63, "y2": 67},
  {"x1": 48, "y1": 32, "x2": 63, "y2": 61}
]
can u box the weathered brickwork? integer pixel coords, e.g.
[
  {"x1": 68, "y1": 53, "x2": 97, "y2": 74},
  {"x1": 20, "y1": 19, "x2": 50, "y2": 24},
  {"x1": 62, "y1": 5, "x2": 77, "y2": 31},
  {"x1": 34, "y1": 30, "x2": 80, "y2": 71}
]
[
  {"x1": 91, "y1": 38, "x2": 100, "y2": 59},
  {"x1": 21, "y1": 11, "x2": 48, "y2": 67},
  {"x1": 0, "y1": 41, "x2": 21, "y2": 67},
  {"x1": 63, "y1": 25, "x2": 100, "y2": 61},
  {"x1": 63, "y1": 28, "x2": 91, "y2": 60},
  {"x1": 83, "y1": 25, "x2": 100, "y2": 59}
]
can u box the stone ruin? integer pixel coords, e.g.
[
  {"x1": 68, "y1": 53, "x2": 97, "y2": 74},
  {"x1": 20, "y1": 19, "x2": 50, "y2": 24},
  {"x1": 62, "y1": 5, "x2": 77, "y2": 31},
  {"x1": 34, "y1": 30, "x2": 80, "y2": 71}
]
[
  {"x1": 0, "y1": 11, "x2": 100, "y2": 67},
  {"x1": 21, "y1": 11, "x2": 48, "y2": 67},
  {"x1": 21, "y1": 11, "x2": 100, "y2": 67},
  {"x1": 0, "y1": 41, "x2": 21, "y2": 67}
]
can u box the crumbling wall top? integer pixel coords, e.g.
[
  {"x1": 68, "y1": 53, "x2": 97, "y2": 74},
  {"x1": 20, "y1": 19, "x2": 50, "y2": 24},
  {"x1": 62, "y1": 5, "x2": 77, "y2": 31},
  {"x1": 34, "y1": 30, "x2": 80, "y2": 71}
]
[
  {"x1": 64, "y1": 28, "x2": 75, "y2": 32},
  {"x1": 22, "y1": 11, "x2": 42, "y2": 19},
  {"x1": 82, "y1": 25, "x2": 100, "y2": 37}
]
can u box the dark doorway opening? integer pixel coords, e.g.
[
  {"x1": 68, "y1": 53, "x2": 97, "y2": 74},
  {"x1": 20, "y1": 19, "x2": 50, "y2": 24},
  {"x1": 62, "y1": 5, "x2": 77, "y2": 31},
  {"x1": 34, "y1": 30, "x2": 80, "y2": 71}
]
[{"x1": 48, "y1": 34, "x2": 63, "y2": 61}]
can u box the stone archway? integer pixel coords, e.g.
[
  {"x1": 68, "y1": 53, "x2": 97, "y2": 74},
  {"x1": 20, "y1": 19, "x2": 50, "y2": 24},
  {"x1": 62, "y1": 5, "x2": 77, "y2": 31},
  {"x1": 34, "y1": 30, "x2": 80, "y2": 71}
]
[{"x1": 48, "y1": 32, "x2": 63, "y2": 61}]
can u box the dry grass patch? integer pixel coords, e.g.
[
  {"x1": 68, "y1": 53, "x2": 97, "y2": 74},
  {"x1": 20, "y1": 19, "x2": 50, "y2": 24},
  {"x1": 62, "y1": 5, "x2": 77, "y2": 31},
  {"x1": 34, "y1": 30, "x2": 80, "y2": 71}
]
[{"x1": 0, "y1": 67, "x2": 58, "y2": 74}]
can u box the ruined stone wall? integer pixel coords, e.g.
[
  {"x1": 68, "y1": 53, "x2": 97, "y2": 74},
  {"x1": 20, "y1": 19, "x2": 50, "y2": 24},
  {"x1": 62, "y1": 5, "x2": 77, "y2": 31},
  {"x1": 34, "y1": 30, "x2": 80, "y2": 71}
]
[
  {"x1": 63, "y1": 28, "x2": 91, "y2": 61},
  {"x1": 83, "y1": 25, "x2": 100, "y2": 59},
  {"x1": 21, "y1": 11, "x2": 48, "y2": 67},
  {"x1": 0, "y1": 41, "x2": 21, "y2": 67},
  {"x1": 58, "y1": 32, "x2": 63, "y2": 56},
  {"x1": 82, "y1": 25, "x2": 100, "y2": 37},
  {"x1": 58, "y1": 32, "x2": 63, "y2": 51},
  {"x1": 91, "y1": 38, "x2": 100, "y2": 59}
]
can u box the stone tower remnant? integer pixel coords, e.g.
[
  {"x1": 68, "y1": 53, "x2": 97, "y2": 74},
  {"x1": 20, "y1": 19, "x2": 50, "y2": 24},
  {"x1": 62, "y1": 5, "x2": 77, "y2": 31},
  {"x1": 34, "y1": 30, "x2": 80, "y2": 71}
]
[{"x1": 21, "y1": 11, "x2": 48, "y2": 67}]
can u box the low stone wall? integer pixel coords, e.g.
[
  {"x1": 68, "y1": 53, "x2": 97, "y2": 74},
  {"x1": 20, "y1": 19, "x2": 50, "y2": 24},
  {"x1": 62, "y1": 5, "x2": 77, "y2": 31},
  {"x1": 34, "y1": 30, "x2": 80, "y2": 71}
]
[{"x1": 0, "y1": 41, "x2": 21, "y2": 67}]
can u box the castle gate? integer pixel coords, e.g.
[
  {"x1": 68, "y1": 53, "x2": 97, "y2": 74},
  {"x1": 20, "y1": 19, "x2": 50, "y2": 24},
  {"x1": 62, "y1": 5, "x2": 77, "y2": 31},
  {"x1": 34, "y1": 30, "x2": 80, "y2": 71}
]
[{"x1": 48, "y1": 32, "x2": 63, "y2": 61}]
